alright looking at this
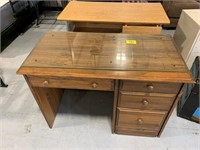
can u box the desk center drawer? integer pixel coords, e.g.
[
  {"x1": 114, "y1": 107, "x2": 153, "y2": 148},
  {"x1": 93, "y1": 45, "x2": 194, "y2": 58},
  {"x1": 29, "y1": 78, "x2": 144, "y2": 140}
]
[{"x1": 28, "y1": 76, "x2": 114, "y2": 91}]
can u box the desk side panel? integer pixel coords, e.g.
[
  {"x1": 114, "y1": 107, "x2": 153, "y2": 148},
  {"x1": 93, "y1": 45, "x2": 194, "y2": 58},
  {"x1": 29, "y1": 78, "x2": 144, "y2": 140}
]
[
  {"x1": 112, "y1": 80, "x2": 119, "y2": 133},
  {"x1": 24, "y1": 75, "x2": 64, "y2": 128},
  {"x1": 158, "y1": 83, "x2": 185, "y2": 136}
]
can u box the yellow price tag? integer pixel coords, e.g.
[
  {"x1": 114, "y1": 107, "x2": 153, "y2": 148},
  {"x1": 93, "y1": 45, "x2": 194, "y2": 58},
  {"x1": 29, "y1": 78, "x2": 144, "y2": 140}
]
[{"x1": 126, "y1": 40, "x2": 137, "y2": 45}]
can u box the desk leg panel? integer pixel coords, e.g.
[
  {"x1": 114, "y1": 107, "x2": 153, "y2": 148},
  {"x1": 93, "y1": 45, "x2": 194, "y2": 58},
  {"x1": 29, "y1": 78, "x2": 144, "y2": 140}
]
[
  {"x1": 158, "y1": 83, "x2": 185, "y2": 136},
  {"x1": 112, "y1": 80, "x2": 119, "y2": 133},
  {"x1": 24, "y1": 75, "x2": 64, "y2": 128}
]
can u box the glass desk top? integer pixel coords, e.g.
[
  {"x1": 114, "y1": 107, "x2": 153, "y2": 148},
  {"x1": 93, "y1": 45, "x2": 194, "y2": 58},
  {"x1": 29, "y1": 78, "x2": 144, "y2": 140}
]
[{"x1": 21, "y1": 32, "x2": 188, "y2": 73}]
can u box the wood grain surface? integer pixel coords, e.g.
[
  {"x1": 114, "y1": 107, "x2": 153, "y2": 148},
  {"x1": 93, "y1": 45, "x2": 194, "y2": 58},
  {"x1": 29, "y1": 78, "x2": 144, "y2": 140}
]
[
  {"x1": 17, "y1": 31, "x2": 194, "y2": 136},
  {"x1": 118, "y1": 92, "x2": 175, "y2": 111},
  {"x1": 122, "y1": 26, "x2": 162, "y2": 34},
  {"x1": 28, "y1": 75, "x2": 114, "y2": 91},
  {"x1": 17, "y1": 31, "x2": 193, "y2": 83},
  {"x1": 116, "y1": 108, "x2": 166, "y2": 131},
  {"x1": 57, "y1": 1, "x2": 170, "y2": 25}
]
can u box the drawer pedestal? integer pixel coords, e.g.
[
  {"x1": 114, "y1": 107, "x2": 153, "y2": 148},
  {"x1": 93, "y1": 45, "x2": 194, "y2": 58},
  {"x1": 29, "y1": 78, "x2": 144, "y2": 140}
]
[{"x1": 115, "y1": 80, "x2": 183, "y2": 137}]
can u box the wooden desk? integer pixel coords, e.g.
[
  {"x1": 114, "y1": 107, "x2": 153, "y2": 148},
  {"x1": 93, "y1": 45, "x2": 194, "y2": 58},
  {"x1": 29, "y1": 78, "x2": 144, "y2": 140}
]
[
  {"x1": 17, "y1": 32, "x2": 193, "y2": 137},
  {"x1": 57, "y1": 1, "x2": 170, "y2": 32}
]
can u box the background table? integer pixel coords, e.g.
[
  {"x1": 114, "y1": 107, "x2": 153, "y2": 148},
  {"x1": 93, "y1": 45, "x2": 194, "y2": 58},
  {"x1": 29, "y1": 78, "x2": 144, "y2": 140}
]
[{"x1": 57, "y1": 1, "x2": 170, "y2": 32}]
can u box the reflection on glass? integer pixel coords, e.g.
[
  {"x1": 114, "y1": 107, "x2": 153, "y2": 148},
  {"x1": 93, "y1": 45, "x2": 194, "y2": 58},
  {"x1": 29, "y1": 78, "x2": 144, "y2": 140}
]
[
  {"x1": 22, "y1": 32, "x2": 188, "y2": 72},
  {"x1": 116, "y1": 53, "x2": 126, "y2": 61}
]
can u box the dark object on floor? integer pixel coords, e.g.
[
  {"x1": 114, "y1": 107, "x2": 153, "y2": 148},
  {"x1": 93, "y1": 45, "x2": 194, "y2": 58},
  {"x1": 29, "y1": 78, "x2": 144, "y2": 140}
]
[
  {"x1": 9, "y1": 0, "x2": 36, "y2": 33},
  {"x1": 1, "y1": 25, "x2": 20, "y2": 52},
  {"x1": 1, "y1": 1, "x2": 37, "y2": 52},
  {"x1": 0, "y1": 78, "x2": 8, "y2": 88},
  {"x1": 177, "y1": 57, "x2": 200, "y2": 124}
]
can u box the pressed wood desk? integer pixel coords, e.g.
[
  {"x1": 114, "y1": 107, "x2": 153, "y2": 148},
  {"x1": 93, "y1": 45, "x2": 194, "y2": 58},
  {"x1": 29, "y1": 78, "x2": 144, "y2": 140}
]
[
  {"x1": 17, "y1": 32, "x2": 193, "y2": 137},
  {"x1": 57, "y1": 1, "x2": 170, "y2": 32}
]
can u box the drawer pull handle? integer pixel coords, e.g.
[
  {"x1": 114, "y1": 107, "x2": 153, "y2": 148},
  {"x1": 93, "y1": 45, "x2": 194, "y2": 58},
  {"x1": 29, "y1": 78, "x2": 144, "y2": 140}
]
[
  {"x1": 43, "y1": 81, "x2": 49, "y2": 86},
  {"x1": 142, "y1": 99, "x2": 149, "y2": 106},
  {"x1": 92, "y1": 83, "x2": 98, "y2": 89},
  {"x1": 147, "y1": 84, "x2": 154, "y2": 90},
  {"x1": 137, "y1": 118, "x2": 143, "y2": 125}
]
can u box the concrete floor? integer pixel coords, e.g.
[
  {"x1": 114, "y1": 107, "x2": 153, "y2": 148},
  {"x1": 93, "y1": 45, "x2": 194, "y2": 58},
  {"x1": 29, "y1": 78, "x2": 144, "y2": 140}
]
[{"x1": 1, "y1": 23, "x2": 200, "y2": 150}]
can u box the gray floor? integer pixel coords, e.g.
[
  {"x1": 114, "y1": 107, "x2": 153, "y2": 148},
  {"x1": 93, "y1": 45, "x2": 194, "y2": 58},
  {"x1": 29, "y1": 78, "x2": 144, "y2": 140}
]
[{"x1": 1, "y1": 23, "x2": 200, "y2": 150}]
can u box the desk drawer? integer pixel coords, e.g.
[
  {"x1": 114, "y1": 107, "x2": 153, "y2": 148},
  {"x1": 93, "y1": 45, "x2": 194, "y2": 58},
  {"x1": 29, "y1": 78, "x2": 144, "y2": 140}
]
[
  {"x1": 121, "y1": 81, "x2": 181, "y2": 94},
  {"x1": 116, "y1": 108, "x2": 166, "y2": 131},
  {"x1": 28, "y1": 76, "x2": 114, "y2": 91},
  {"x1": 116, "y1": 127, "x2": 158, "y2": 137},
  {"x1": 119, "y1": 92, "x2": 175, "y2": 111}
]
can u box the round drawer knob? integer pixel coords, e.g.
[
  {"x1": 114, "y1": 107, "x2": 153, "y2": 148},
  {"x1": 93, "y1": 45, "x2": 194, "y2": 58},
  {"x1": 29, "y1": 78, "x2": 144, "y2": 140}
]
[
  {"x1": 137, "y1": 118, "x2": 143, "y2": 125},
  {"x1": 43, "y1": 81, "x2": 49, "y2": 86},
  {"x1": 92, "y1": 82, "x2": 98, "y2": 89},
  {"x1": 147, "y1": 84, "x2": 154, "y2": 90},
  {"x1": 142, "y1": 99, "x2": 149, "y2": 106}
]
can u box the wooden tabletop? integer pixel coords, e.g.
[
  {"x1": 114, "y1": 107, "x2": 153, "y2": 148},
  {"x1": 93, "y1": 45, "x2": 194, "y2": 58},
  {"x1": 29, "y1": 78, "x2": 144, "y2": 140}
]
[
  {"x1": 17, "y1": 31, "x2": 193, "y2": 83},
  {"x1": 57, "y1": 1, "x2": 170, "y2": 25}
]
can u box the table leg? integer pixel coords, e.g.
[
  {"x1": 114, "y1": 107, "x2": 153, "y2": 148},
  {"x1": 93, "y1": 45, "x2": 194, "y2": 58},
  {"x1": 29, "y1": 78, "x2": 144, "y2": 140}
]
[{"x1": 66, "y1": 21, "x2": 75, "y2": 31}]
